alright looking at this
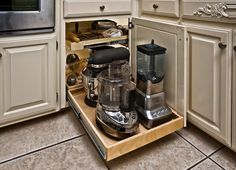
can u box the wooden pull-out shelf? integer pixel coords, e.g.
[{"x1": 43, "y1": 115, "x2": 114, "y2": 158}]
[
  {"x1": 67, "y1": 89, "x2": 184, "y2": 161},
  {"x1": 67, "y1": 35, "x2": 128, "y2": 51}
]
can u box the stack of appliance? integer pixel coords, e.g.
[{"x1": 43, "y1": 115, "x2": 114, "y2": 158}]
[{"x1": 81, "y1": 41, "x2": 174, "y2": 139}]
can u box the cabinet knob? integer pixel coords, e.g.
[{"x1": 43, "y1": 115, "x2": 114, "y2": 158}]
[
  {"x1": 233, "y1": 46, "x2": 236, "y2": 51},
  {"x1": 100, "y1": 5, "x2": 105, "y2": 11},
  {"x1": 218, "y1": 42, "x2": 227, "y2": 49},
  {"x1": 153, "y1": 4, "x2": 159, "y2": 9}
]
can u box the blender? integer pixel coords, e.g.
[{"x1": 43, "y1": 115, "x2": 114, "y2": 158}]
[
  {"x1": 95, "y1": 47, "x2": 139, "y2": 139},
  {"x1": 135, "y1": 40, "x2": 173, "y2": 129}
]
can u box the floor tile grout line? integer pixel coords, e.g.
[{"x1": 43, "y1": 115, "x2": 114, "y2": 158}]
[
  {"x1": 208, "y1": 146, "x2": 226, "y2": 170},
  {"x1": 0, "y1": 133, "x2": 86, "y2": 165},
  {"x1": 176, "y1": 132, "x2": 226, "y2": 170},
  {"x1": 208, "y1": 157, "x2": 226, "y2": 170},
  {"x1": 175, "y1": 132, "x2": 208, "y2": 157},
  {"x1": 207, "y1": 145, "x2": 224, "y2": 157},
  {"x1": 175, "y1": 132, "x2": 209, "y2": 169},
  {"x1": 186, "y1": 157, "x2": 208, "y2": 170},
  {"x1": 175, "y1": 131, "x2": 224, "y2": 157}
]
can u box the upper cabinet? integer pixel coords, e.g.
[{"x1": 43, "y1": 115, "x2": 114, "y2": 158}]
[
  {"x1": 64, "y1": 0, "x2": 132, "y2": 18},
  {"x1": 0, "y1": 34, "x2": 58, "y2": 126},
  {"x1": 140, "y1": 0, "x2": 179, "y2": 17},
  {"x1": 186, "y1": 26, "x2": 232, "y2": 145},
  {"x1": 182, "y1": 0, "x2": 236, "y2": 23}
]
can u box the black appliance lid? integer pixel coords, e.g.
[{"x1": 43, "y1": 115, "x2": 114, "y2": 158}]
[
  {"x1": 88, "y1": 47, "x2": 130, "y2": 64},
  {"x1": 137, "y1": 39, "x2": 166, "y2": 55}
]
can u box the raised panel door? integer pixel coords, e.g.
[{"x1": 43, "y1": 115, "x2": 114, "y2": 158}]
[
  {"x1": 0, "y1": 34, "x2": 57, "y2": 126},
  {"x1": 187, "y1": 26, "x2": 232, "y2": 145}
]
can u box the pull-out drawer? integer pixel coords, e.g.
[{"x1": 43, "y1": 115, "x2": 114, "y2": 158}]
[
  {"x1": 64, "y1": 0, "x2": 132, "y2": 18},
  {"x1": 141, "y1": 0, "x2": 179, "y2": 18},
  {"x1": 182, "y1": 0, "x2": 236, "y2": 23},
  {"x1": 67, "y1": 89, "x2": 184, "y2": 161}
]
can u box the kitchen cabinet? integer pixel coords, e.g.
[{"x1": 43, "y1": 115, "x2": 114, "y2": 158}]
[
  {"x1": 0, "y1": 33, "x2": 58, "y2": 127},
  {"x1": 186, "y1": 25, "x2": 232, "y2": 145},
  {"x1": 65, "y1": 15, "x2": 186, "y2": 160}
]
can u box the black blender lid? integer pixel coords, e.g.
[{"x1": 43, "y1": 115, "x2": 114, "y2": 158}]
[{"x1": 137, "y1": 39, "x2": 166, "y2": 55}]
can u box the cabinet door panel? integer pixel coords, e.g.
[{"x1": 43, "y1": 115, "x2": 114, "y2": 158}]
[
  {"x1": 187, "y1": 26, "x2": 232, "y2": 144},
  {"x1": 131, "y1": 18, "x2": 186, "y2": 124},
  {"x1": 0, "y1": 34, "x2": 57, "y2": 125},
  {"x1": 233, "y1": 31, "x2": 236, "y2": 151},
  {"x1": 4, "y1": 45, "x2": 47, "y2": 112}
]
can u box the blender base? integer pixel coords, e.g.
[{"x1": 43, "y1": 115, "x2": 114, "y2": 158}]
[{"x1": 136, "y1": 105, "x2": 176, "y2": 129}]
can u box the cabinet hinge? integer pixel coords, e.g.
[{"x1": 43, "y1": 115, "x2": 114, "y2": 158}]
[
  {"x1": 56, "y1": 92, "x2": 59, "y2": 102},
  {"x1": 128, "y1": 19, "x2": 134, "y2": 29},
  {"x1": 56, "y1": 41, "x2": 58, "y2": 50}
]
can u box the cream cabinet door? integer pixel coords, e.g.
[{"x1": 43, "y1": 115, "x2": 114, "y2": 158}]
[
  {"x1": 0, "y1": 34, "x2": 57, "y2": 126},
  {"x1": 187, "y1": 26, "x2": 232, "y2": 145},
  {"x1": 232, "y1": 32, "x2": 236, "y2": 151},
  {"x1": 131, "y1": 18, "x2": 186, "y2": 125}
]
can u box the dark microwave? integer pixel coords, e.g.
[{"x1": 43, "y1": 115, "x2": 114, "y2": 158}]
[{"x1": 0, "y1": 0, "x2": 55, "y2": 35}]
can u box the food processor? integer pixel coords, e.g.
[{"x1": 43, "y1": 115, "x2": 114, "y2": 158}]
[
  {"x1": 135, "y1": 40, "x2": 173, "y2": 129},
  {"x1": 95, "y1": 47, "x2": 139, "y2": 139}
]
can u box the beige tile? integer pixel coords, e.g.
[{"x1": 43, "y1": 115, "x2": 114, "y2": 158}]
[
  {"x1": 177, "y1": 123, "x2": 223, "y2": 156},
  {"x1": 211, "y1": 147, "x2": 236, "y2": 170},
  {"x1": 191, "y1": 159, "x2": 223, "y2": 170},
  {"x1": 0, "y1": 108, "x2": 85, "y2": 163},
  {"x1": 107, "y1": 133, "x2": 205, "y2": 170},
  {"x1": 0, "y1": 136, "x2": 107, "y2": 170}
]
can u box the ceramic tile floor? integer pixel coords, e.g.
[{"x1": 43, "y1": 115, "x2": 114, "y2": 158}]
[{"x1": 0, "y1": 108, "x2": 236, "y2": 170}]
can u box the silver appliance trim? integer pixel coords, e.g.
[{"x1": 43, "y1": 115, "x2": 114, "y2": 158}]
[
  {"x1": 0, "y1": 0, "x2": 55, "y2": 35},
  {"x1": 0, "y1": 28, "x2": 54, "y2": 36}
]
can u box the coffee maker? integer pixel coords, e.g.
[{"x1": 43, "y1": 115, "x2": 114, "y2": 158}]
[
  {"x1": 95, "y1": 47, "x2": 139, "y2": 139},
  {"x1": 82, "y1": 46, "x2": 115, "y2": 107},
  {"x1": 135, "y1": 40, "x2": 173, "y2": 129}
]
